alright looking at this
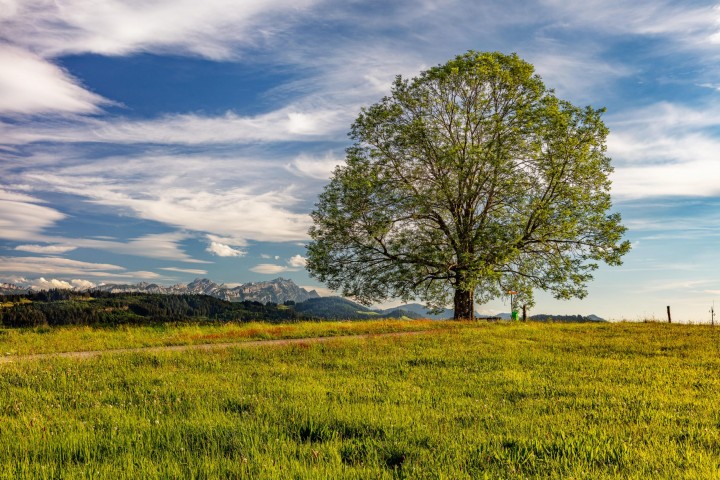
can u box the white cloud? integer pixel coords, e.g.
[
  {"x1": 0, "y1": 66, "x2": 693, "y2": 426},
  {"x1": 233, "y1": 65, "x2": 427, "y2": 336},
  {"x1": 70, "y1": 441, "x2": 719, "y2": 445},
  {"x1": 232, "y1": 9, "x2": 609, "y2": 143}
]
[
  {"x1": 0, "y1": 0, "x2": 321, "y2": 59},
  {"x1": 287, "y1": 152, "x2": 344, "y2": 180},
  {"x1": 288, "y1": 254, "x2": 307, "y2": 268},
  {"x1": 638, "y1": 279, "x2": 713, "y2": 294},
  {"x1": 0, "y1": 276, "x2": 28, "y2": 285},
  {"x1": 607, "y1": 102, "x2": 720, "y2": 198},
  {"x1": 26, "y1": 231, "x2": 208, "y2": 264},
  {"x1": 529, "y1": 50, "x2": 633, "y2": 103},
  {"x1": 27, "y1": 277, "x2": 98, "y2": 291},
  {"x1": 120, "y1": 232, "x2": 204, "y2": 263},
  {"x1": 10, "y1": 232, "x2": 206, "y2": 264},
  {"x1": 159, "y1": 267, "x2": 209, "y2": 275},
  {"x1": 30, "y1": 277, "x2": 74, "y2": 290},
  {"x1": 250, "y1": 255, "x2": 308, "y2": 274},
  {"x1": 14, "y1": 244, "x2": 77, "y2": 254},
  {"x1": 206, "y1": 234, "x2": 247, "y2": 246},
  {"x1": 0, "y1": 256, "x2": 160, "y2": 284},
  {"x1": 13, "y1": 153, "x2": 314, "y2": 244},
  {"x1": 613, "y1": 159, "x2": 720, "y2": 199},
  {"x1": 128, "y1": 271, "x2": 163, "y2": 280},
  {"x1": 250, "y1": 264, "x2": 289, "y2": 275},
  {"x1": 0, "y1": 0, "x2": 324, "y2": 117},
  {"x1": 0, "y1": 45, "x2": 108, "y2": 115},
  {"x1": 0, "y1": 256, "x2": 123, "y2": 277},
  {"x1": 540, "y1": 0, "x2": 720, "y2": 46},
  {"x1": 0, "y1": 189, "x2": 65, "y2": 241},
  {"x1": 0, "y1": 108, "x2": 348, "y2": 146},
  {"x1": 206, "y1": 241, "x2": 245, "y2": 257},
  {"x1": 71, "y1": 279, "x2": 96, "y2": 290}
]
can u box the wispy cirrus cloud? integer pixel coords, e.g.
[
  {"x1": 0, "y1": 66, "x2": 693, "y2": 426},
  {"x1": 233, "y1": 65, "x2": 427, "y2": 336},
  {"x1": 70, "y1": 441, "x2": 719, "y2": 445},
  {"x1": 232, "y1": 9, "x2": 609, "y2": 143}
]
[
  {"x1": 0, "y1": 256, "x2": 163, "y2": 288},
  {"x1": 250, "y1": 255, "x2": 307, "y2": 274},
  {"x1": 0, "y1": 0, "x2": 321, "y2": 117},
  {"x1": 286, "y1": 152, "x2": 344, "y2": 180},
  {"x1": 14, "y1": 244, "x2": 77, "y2": 254},
  {"x1": 540, "y1": 0, "x2": 720, "y2": 45},
  {"x1": 0, "y1": 189, "x2": 66, "y2": 241},
  {"x1": 159, "y1": 267, "x2": 209, "y2": 275},
  {"x1": 249, "y1": 264, "x2": 290, "y2": 275},
  {"x1": 0, "y1": 45, "x2": 109, "y2": 116},
  {"x1": 0, "y1": 256, "x2": 122, "y2": 277},
  {"x1": 0, "y1": 108, "x2": 348, "y2": 146},
  {"x1": 607, "y1": 102, "x2": 720, "y2": 199},
  {"x1": 11, "y1": 151, "x2": 313, "y2": 244},
  {"x1": 0, "y1": 0, "x2": 322, "y2": 60},
  {"x1": 0, "y1": 190, "x2": 205, "y2": 263}
]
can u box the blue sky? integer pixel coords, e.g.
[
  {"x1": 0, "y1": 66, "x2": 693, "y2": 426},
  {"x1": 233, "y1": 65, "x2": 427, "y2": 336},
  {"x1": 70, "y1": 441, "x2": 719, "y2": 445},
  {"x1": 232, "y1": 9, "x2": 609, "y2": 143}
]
[{"x1": 1, "y1": 0, "x2": 719, "y2": 322}]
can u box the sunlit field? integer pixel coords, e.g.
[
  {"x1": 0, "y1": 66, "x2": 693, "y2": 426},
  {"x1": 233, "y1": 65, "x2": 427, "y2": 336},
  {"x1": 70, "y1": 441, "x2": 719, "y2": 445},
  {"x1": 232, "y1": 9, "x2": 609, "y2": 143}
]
[
  {"x1": 1, "y1": 321, "x2": 719, "y2": 478},
  {"x1": 0, "y1": 319, "x2": 460, "y2": 357}
]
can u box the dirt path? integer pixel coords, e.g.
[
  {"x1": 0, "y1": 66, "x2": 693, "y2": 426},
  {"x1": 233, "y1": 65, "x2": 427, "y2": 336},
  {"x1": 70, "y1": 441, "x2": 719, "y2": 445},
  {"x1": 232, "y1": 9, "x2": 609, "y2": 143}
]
[{"x1": 0, "y1": 329, "x2": 440, "y2": 364}]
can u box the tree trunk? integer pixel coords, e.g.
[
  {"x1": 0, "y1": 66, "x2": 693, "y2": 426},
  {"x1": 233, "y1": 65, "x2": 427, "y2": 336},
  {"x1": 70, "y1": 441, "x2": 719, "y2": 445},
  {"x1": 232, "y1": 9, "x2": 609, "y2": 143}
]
[{"x1": 453, "y1": 288, "x2": 475, "y2": 320}]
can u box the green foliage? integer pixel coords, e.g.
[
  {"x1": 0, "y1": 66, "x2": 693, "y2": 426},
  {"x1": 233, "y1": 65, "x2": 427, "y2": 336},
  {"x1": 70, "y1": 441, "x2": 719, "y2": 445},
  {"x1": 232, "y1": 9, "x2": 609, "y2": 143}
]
[
  {"x1": 0, "y1": 322, "x2": 719, "y2": 478},
  {"x1": 307, "y1": 51, "x2": 630, "y2": 319}
]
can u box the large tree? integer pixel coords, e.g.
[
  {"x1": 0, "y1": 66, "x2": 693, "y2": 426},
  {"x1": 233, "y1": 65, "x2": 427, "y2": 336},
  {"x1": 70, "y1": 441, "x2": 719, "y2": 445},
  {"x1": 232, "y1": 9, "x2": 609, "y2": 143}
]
[{"x1": 306, "y1": 51, "x2": 630, "y2": 320}]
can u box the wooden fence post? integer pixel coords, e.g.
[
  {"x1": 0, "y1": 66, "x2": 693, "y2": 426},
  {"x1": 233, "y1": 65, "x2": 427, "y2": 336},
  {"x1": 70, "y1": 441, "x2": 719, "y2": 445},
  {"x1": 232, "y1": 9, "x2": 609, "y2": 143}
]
[
  {"x1": 667, "y1": 305, "x2": 671, "y2": 324},
  {"x1": 522, "y1": 304, "x2": 527, "y2": 322}
]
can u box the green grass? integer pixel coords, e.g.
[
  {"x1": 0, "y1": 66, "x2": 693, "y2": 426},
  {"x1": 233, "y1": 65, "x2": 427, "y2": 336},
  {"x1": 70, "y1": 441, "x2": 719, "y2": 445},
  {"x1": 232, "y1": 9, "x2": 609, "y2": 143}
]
[
  {"x1": 0, "y1": 319, "x2": 460, "y2": 356},
  {"x1": 1, "y1": 321, "x2": 720, "y2": 478}
]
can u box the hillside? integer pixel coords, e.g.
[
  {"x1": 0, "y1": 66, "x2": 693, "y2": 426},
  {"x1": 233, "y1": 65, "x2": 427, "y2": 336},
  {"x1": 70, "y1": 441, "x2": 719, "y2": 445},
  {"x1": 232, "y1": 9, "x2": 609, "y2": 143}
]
[
  {"x1": 384, "y1": 303, "x2": 455, "y2": 320},
  {"x1": 295, "y1": 297, "x2": 422, "y2": 320}
]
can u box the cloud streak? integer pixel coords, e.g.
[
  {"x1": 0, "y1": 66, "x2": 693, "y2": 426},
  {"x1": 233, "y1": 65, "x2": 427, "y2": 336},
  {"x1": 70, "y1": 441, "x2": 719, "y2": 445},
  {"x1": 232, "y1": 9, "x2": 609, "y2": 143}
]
[
  {"x1": 607, "y1": 102, "x2": 720, "y2": 198},
  {"x1": 1, "y1": 0, "x2": 321, "y2": 60},
  {"x1": 0, "y1": 109, "x2": 349, "y2": 146},
  {"x1": 9, "y1": 151, "x2": 314, "y2": 244},
  {"x1": 14, "y1": 244, "x2": 77, "y2": 254},
  {"x1": 250, "y1": 255, "x2": 307, "y2": 274},
  {"x1": 0, "y1": 45, "x2": 109, "y2": 115},
  {"x1": 0, "y1": 189, "x2": 66, "y2": 241}
]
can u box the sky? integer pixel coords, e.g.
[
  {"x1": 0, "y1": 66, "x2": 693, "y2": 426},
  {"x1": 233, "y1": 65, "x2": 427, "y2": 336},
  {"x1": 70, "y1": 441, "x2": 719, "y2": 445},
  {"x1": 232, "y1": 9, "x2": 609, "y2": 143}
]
[{"x1": 1, "y1": 0, "x2": 719, "y2": 322}]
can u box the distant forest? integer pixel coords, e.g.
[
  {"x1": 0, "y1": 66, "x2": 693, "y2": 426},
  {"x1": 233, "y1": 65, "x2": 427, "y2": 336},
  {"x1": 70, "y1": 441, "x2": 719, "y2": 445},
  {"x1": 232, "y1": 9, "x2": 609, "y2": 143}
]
[
  {"x1": 0, "y1": 290, "x2": 307, "y2": 327},
  {"x1": 0, "y1": 290, "x2": 602, "y2": 328}
]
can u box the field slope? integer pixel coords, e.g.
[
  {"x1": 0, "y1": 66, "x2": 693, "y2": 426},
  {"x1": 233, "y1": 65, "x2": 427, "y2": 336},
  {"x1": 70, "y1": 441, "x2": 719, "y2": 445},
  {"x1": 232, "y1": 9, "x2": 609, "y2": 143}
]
[{"x1": 1, "y1": 321, "x2": 719, "y2": 478}]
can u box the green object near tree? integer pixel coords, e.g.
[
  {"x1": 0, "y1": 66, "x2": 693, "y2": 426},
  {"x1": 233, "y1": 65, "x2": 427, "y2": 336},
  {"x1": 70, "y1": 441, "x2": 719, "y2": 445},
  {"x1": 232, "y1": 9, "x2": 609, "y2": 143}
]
[{"x1": 306, "y1": 51, "x2": 630, "y2": 321}]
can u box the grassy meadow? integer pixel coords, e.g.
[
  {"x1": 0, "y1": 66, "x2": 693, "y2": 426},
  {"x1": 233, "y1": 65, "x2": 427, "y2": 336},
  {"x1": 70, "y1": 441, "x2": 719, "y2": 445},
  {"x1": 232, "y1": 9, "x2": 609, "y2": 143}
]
[
  {"x1": 0, "y1": 319, "x2": 459, "y2": 356},
  {"x1": 1, "y1": 321, "x2": 720, "y2": 478}
]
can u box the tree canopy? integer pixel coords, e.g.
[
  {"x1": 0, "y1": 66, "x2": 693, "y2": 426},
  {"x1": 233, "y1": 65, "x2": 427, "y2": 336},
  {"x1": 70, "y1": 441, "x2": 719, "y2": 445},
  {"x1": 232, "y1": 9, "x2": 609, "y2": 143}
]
[{"x1": 306, "y1": 51, "x2": 630, "y2": 320}]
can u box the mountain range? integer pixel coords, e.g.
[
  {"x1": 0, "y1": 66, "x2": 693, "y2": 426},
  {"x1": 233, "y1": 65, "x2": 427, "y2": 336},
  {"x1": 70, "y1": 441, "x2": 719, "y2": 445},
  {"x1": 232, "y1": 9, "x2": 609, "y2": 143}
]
[
  {"x1": 92, "y1": 278, "x2": 320, "y2": 304},
  {"x1": 0, "y1": 279, "x2": 604, "y2": 321},
  {"x1": 0, "y1": 278, "x2": 318, "y2": 305},
  {"x1": 0, "y1": 283, "x2": 28, "y2": 295}
]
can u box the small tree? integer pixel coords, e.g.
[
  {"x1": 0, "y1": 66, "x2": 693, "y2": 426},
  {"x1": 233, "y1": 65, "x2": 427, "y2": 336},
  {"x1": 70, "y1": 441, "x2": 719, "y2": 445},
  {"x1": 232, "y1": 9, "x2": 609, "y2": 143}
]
[{"x1": 307, "y1": 51, "x2": 630, "y2": 320}]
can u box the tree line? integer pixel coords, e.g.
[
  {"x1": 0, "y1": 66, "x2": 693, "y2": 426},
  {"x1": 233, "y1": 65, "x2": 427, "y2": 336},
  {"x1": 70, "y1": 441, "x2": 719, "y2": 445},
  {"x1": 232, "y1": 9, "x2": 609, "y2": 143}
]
[{"x1": 0, "y1": 290, "x2": 305, "y2": 327}]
